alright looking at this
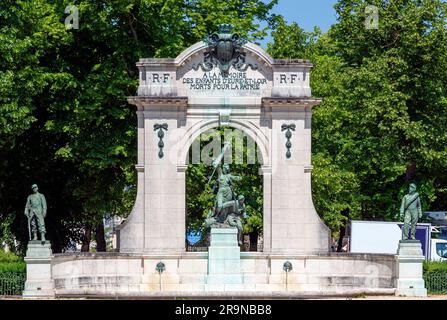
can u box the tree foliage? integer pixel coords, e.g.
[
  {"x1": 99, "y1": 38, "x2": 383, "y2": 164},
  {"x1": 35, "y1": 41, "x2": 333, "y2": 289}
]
[
  {"x1": 0, "y1": 0, "x2": 277, "y2": 253},
  {"x1": 268, "y1": 0, "x2": 447, "y2": 233},
  {"x1": 2, "y1": 0, "x2": 447, "y2": 250}
]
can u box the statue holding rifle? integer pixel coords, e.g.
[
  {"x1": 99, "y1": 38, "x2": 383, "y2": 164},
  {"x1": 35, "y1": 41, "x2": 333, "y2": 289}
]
[
  {"x1": 24, "y1": 184, "x2": 47, "y2": 242},
  {"x1": 202, "y1": 142, "x2": 247, "y2": 245}
]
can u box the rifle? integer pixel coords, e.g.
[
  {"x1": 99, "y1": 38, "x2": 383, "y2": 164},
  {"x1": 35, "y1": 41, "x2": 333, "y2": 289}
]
[
  {"x1": 28, "y1": 215, "x2": 31, "y2": 240},
  {"x1": 25, "y1": 207, "x2": 31, "y2": 240}
]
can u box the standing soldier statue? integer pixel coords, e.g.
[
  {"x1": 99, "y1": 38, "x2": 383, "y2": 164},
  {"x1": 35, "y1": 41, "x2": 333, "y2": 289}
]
[
  {"x1": 24, "y1": 184, "x2": 47, "y2": 242},
  {"x1": 400, "y1": 183, "x2": 422, "y2": 240}
]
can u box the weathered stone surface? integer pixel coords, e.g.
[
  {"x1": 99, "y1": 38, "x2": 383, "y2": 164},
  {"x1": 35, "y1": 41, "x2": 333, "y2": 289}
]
[{"x1": 49, "y1": 252, "x2": 398, "y2": 296}]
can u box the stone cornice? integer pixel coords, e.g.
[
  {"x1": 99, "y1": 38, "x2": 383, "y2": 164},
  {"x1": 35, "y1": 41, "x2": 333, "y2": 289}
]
[
  {"x1": 134, "y1": 43, "x2": 314, "y2": 69},
  {"x1": 127, "y1": 96, "x2": 188, "y2": 108},
  {"x1": 262, "y1": 97, "x2": 322, "y2": 108},
  {"x1": 273, "y1": 59, "x2": 312, "y2": 68}
]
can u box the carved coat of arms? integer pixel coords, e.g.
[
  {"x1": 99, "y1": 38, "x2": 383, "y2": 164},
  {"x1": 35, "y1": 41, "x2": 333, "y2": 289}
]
[{"x1": 193, "y1": 24, "x2": 258, "y2": 77}]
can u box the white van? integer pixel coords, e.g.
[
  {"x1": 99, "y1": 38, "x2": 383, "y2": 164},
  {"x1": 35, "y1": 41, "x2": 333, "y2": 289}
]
[
  {"x1": 349, "y1": 220, "x2": 447, "y2": 261},
  {"x1": 431, "y1": 238, "x2": 447, "y2": 261}
]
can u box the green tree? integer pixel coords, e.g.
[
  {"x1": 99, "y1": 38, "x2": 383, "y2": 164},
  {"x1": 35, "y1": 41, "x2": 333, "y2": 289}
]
[
  {"x1": 0, "y1": 0, "x2": 278, "y2": 253},
  {"x1": 267, "y1": 0, "x2": 447, "y2": 235}
]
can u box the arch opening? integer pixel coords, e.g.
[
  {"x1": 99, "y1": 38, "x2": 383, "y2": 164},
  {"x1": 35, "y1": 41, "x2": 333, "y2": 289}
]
[{"x1": 184, "y1": 125, "x2": 264, "y2": 252}]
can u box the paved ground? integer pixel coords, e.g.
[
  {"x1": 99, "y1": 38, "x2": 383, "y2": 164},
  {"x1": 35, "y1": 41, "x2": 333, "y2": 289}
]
[
  {"x1": 327, "y1": 294, "x2": 447, "y2": 300},
  {"x1": 2, "y1": 294, "x2": 447, "y2": 300}
]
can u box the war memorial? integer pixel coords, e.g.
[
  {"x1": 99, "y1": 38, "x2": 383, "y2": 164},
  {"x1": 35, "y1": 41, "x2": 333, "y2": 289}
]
[{"x1": 22, "y1": 26, "x2": 427, "y2": 298}]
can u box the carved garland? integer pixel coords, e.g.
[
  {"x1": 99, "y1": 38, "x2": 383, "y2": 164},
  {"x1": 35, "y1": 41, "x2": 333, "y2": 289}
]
[
  {"x1": 281, "y1": 124, "x2": 296, "y2": 159},
  {"x1": 154, "y1": 123, "x2": 168, "y2": 159}
]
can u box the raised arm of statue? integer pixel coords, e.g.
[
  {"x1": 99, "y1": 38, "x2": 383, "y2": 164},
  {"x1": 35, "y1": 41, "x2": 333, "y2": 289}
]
[
  {"x1": 230, "y1": 174, "x2": 242, "y2": 182},
  {"x1": 208, "y1": 143, "x2": 231, "y2": 184},
  {"x1": 212, "y1": 142, "x2": 231, "y2": 169}
]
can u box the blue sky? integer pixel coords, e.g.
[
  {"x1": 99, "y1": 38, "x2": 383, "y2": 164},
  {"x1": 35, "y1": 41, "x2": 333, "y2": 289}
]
[{"x1": 260, "y1": 0, "x2": 339, "y2": 48}]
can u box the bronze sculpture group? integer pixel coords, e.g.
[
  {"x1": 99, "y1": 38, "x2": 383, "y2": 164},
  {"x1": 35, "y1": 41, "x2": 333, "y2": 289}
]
[{"x1": 202, "y1": 142, "x2": 248, "y2": 246}]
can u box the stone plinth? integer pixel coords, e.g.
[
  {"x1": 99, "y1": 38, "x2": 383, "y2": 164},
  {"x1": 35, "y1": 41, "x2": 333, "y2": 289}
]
[
  {"x1": 206, "y1": 228, "x2": 242, "y2": 290},
  {"x1": 395, "y1": 240, "x2": 427, "y2": 297},
  {"x1": 23, "y1": 241, "x2": 55, "y2": 298}
]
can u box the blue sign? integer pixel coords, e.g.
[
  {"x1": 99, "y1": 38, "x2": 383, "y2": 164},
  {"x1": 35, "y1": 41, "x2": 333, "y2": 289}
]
[
  {"x1": 186, "y1": 231, "x2": 202, "y2": 245},
  {"x1": 397, "y1": 223, "x2": 431, "y2": 259}
]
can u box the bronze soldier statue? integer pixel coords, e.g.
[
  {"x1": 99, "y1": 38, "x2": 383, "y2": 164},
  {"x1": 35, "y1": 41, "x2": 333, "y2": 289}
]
[
  {"x1": 225, "y1": 195, "x2": 248, "y2": 246},
  {"x1": 24, "y1": 184, "x2": 47, "y2": 241},
  {"x1": 400, "y1": 183, "x2": 422, "y2": 240}
]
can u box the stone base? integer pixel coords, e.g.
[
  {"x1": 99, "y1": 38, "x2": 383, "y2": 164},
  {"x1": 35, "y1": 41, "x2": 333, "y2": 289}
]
[
  {"x1": 50, "y1": 252, "x2": 398, "y2": 296},
  {"x1": 395, "y1": 240, "x2": 427, "y2": 297},
  {"x1": 396, "y1": 279, "x2": 427, "y2": 297},
  {"x1": 23, "y1": 241, "x2": 55, "y2": 298},
  {"x1": 206, "y1": 228, "x2": 242, "y2": 290},
  {"x1": 395, "y1": 288, "x2": 428, "y2": 297}
]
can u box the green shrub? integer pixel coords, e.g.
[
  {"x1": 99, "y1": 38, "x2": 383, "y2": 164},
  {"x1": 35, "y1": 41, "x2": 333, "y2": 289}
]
[
  {"x1": 0, "y1": 250, "x2": 23, "y2": 263},
  {"x1": 0, "y1": 262, "x2": 26, "y2": 273},
  {"x1": 423, "y1": 261, "x2": 447, "y2": 275},
  {"x1": 0, "y1": 271, "x2": 26, "y2": 295},
  {"x1": 0, "y1": 251, "x2": 26, "y2": 295},
  {"x1": 423, "y1": 261, "x2": 447, "y2": 294},
  {"x1": 0, "y1": 250, "x2": 25, "y2": 273}
]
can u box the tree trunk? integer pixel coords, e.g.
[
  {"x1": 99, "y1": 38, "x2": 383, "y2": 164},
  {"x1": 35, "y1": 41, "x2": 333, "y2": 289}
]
[
  {"x1": 337, "y1": 226, "x2": 346, "y2": 252},
  {"x1": 81, "y1": 224, "x2": 92, "y2": 252},
  {"x1": 95, "y1": 220, "x2": 106, "y2": 252},
  {"x1": 337, "y1": 208, "x2": 349, "y2": 252},
  {"x1": 249, "y1": 231, "x2": 258, "y2": 252},
  {"x1": 406, "y1": 162, "x2": 417, "y2": 181},
  {"x1": 51, "y1": 235, "x2": 63, "y2": 254}
]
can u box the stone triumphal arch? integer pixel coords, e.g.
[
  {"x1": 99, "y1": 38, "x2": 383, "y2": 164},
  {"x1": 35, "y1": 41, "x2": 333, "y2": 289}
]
[{"x1": 118, "y1": 27, "x2": 331, "y2": 255}]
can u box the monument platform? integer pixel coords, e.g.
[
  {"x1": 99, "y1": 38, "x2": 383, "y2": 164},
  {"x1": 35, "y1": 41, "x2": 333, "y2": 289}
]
[
  {"x1": 23, "y1": 241, "x2": 55, "y2": 298},
  {"x1": 48, "y1": 252, "x2": 397, "y2": 296},
  {"x1": 395, "y1": 240, "x2": 427, "y2": 297},
  {"x1": 206, "y1": 228, "x2": 243, "y2": 290}
]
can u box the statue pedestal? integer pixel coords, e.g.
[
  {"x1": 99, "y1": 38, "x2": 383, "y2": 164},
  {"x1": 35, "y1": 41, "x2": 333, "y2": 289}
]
[
  {"x1": 206, "y1": 228, "x2": 242, "y2": 291},
  {"x1": 23, "y1": 241, "x2": 55, "y2": 298},
  {"x1": 395, "y1": 240, "x2": 427, "y2": 297}
]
